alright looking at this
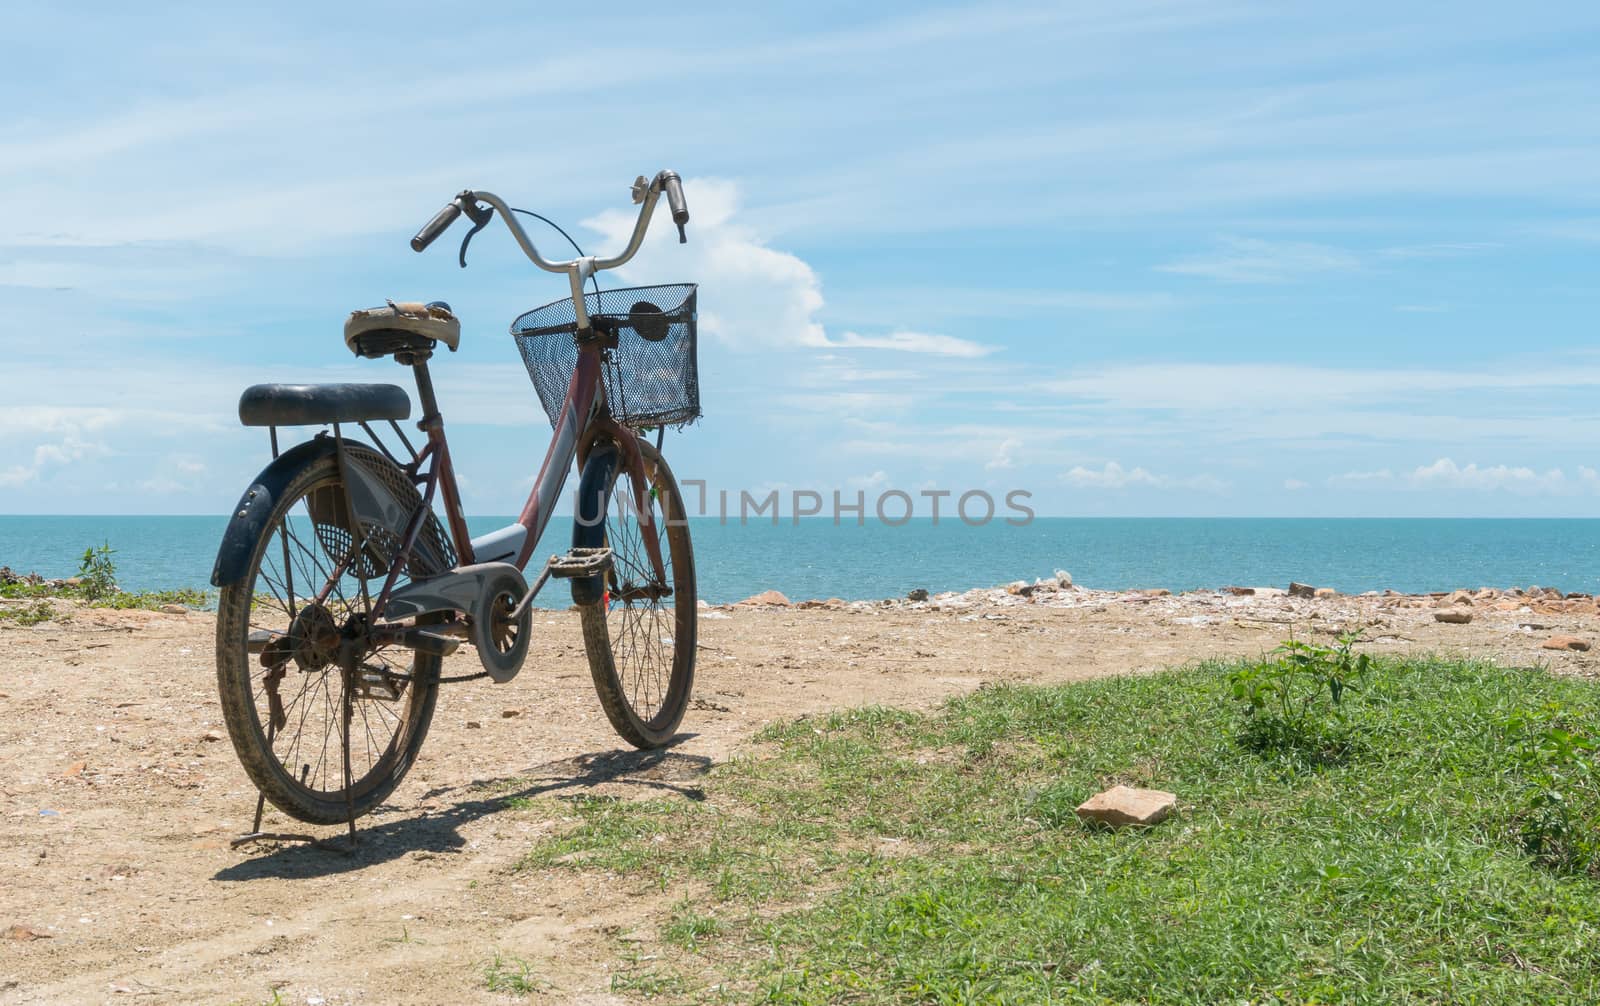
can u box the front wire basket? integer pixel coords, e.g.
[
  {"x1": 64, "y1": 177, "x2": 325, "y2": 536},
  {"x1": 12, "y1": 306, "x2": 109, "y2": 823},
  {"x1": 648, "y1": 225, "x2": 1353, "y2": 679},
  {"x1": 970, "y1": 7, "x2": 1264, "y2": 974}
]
[{"x1": 511, "y1": 283, "x2": 699, "y2": 429}]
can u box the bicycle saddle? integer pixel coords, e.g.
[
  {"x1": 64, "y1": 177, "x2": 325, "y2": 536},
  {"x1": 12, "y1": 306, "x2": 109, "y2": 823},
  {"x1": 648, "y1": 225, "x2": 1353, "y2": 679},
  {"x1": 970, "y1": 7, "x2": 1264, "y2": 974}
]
[{"x1": 345, "y1": 300, "x2": 461, "y2": 358}]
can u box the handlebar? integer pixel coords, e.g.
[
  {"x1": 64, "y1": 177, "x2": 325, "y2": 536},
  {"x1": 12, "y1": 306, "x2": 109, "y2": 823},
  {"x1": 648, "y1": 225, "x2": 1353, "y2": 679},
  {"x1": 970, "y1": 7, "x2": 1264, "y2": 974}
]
[
  {"x1": 410, "y1": 195, "x2": 466, "y2": 252},
  {"x1": 410, "y1": 170, "x2": 690, "y2": 331},
  {"x1": 661, "y1": 171, "x2": 689, "y2": 243},
  {"x1": 410, "y1": 170, "x2": 689, "y2": 267}
]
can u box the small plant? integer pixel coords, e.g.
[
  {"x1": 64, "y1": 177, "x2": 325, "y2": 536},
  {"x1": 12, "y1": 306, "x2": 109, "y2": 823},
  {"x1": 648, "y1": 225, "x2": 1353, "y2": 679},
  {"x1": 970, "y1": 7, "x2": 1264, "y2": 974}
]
[
  {"x1": 483, "y1": 952, "x2": 544, "y2": 995},
  {"x1": 662, "y1": 902, "x2": 723, "y2": 952},
  {"x1": 77, "y1": 542, "x2": 118, "y2": 601},
  {"x1": 1228, "y1": 631, "x2": 1369, "y2": 764},
  {"x1": 1508, "y1": 703, "x2": 1600, "y2": 873},
  {"x1": 0, "y1": 601, "x2": 57, "y2": 626}
]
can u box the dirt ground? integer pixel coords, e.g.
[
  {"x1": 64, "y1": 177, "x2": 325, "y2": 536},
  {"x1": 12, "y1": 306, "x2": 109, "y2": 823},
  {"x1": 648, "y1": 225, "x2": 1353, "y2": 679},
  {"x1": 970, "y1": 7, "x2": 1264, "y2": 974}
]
[{"x1": 2, "y1": 583, "x2": 1596, "y2": 1005}]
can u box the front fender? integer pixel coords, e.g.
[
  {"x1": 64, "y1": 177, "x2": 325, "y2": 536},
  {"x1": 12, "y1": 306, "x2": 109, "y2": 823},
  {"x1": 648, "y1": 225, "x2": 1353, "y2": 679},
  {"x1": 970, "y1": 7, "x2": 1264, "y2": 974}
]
[{"x1": 569, "y1": 443, "x2": 619, "y2": 605}]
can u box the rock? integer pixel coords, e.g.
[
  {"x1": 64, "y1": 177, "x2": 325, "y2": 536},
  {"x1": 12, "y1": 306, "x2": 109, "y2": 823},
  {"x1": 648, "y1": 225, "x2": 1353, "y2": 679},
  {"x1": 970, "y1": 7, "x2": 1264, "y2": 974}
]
[
  {"x1": 1225, "y1": 586, "x2": 1255, "y2": 596},
  {"x1": 1005, "y1": 580, "x2": 1035, "y2": 597},
  {"x1": 696, "y1": 599, "x2": 710, "y2": 609},
  {"x1": 63, "y1": 760, "x2": 86, "y2": 778},
  {"x1": 1054, "y1": 569, "x2": 1073, "y2": 589},
  {"x1": 3, "y1": 924, "x2": 51, "y2": 941},
  {"x1": 1142, "y1": 588, "x2": 1172, "y2": 597},
  {"x1": 1288, "y1": 582, "x2": 1316, "y2": 598},
  {"x1": 1542, "y1": 635, "x2": 1591, "y2": 652},
  {"x1": 64, "y1": 577, "x2": 83, "y2": 588},
  {"x1": 1314, "y1": 587, "x2": 1338, "y2": 599},
  {"x1": 1433, "y1": 610, "x2": 1472, "y2": 624},
  {"x1": 736, "y1": 590, "x2": 791, "y2": 607},
  {"x1": 1075, "y1": 785, "x2": 1177, "y2": 827},
  {"x1": 1568, "y1": 592, "x2": 1593, "y2": 600},
  {"x1": 201, "y1": 729, "x2": 222, "y2": 742},
  {"x1": 501, "y1": 709, "x2": 521, "y2": 719},
  {"x1": 1493, "y1": 600, "x2": 1522, "y2": 611},
  {"x1": 465, "y1": 721, "x2": 482, "y2": 729},
  {"x1": 159, "y1": 604, "x2": 188, "y2": 615},
  {"x1": 1447, "y1": 590, "x2": 1473, "y2": 606},
  {"x1": 907, "y1": 588, "x2": 929, "y2": 602}
]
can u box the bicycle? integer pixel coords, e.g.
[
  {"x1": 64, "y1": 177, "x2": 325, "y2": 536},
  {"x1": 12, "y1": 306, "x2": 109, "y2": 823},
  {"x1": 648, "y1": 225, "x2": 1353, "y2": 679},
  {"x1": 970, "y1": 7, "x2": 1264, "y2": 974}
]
[{"x1": 210, "y1": 171, "x2": 698, "y2": 827}]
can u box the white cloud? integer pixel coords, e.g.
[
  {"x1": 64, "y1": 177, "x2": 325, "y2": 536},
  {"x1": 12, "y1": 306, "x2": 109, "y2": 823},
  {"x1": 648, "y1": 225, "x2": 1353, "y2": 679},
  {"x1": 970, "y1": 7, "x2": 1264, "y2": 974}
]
[
  {"x1": 585, "y1": 179, "x2": 985, "y2": 357},
  {"x1": 828, "y1": 330, "x2": 992, "y2": 358},
  {"x1": 1157, "y1": 237, "x2": 1360, "y2": 283},
  {"x1": 1284, "y1": 478, "x2": 1308, "y2": 490},
  {"x1": 986, "y1": 438, "x2": 1021, "y2": 471},
  {"x1": 1331, "y1": 458, "x2": 1600, "y2": 495},
  {"x1": 584, "y1": 178, "x2": 825, "y2": 351},
  {"x1": 1063, "y1": 462, "x2": 1226, "y2": 492},
  {"x1": 0, "y1": 433, "x2": 109, "y2": 487}
]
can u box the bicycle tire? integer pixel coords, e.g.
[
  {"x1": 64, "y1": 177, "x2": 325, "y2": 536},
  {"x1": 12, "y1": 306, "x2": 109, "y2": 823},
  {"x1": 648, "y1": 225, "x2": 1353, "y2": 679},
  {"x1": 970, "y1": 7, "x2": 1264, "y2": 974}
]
[
  {"x1": 577, "y1": 440, "x2": 697, "y2": 748},
  {"x1": 215, "y1": 450, "x2": 440, "y2": 824}
]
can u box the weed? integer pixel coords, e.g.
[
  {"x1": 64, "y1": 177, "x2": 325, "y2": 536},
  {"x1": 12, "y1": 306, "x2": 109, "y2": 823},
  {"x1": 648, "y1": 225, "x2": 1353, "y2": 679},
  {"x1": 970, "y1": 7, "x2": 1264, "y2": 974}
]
[
  {"x1": 77, "y1": 542, "x2": 118, "y2": 601},
  {"x1": 1229, "y1": 631, "x2": 1369, "y2": 764},
  {"x1": 0, "y1": 601, "x2": 56, "y2": 626},
  {"x1": 1508, "y1": 703, "x2": 1600, "y2": 873},
  {"x1": 483, "y1": 952, "x2": 544, "y2": 995}
]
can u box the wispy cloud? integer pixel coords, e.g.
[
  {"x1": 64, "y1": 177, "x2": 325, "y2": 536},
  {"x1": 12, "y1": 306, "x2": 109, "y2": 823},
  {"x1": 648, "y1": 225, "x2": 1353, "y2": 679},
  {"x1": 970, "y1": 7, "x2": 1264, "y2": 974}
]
[
  {"x1": 828, "y1": 330, "x2": 993, "y2": 357},
  {"x1": 1158, "y1": 237, "x2": 1361, "y2": 283},
  {"x1": 1331, "y1": 458, "x2": 1600, "y2": 495},
  {"x1": 1063, "y1": 462, "x2": 1227, "y2": 492}
]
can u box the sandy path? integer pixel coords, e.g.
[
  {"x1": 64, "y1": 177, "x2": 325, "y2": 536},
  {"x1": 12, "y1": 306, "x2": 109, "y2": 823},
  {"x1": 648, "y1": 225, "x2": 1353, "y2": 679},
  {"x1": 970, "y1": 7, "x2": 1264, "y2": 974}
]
[{"x1": 1, "y1": 587, "x2": 1594, "y2": 1005}]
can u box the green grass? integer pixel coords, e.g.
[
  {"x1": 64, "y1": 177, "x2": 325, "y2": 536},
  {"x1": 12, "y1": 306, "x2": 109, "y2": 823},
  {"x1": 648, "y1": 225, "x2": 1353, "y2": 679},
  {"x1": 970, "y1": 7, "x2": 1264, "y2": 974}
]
[
  {"x1": 484, "y1": 951, "x2": 545, "y2": 995},
  {"x1": 0, "y1": 581, "x2": 208, "y2": 619},
  {"x1": 512, "y1": 655, "x2": 1600, "y2": 1003}
]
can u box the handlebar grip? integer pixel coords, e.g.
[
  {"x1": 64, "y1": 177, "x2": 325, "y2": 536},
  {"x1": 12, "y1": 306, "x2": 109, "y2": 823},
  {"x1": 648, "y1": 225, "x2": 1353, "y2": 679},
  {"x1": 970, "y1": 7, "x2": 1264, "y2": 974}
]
[
  {"x1": 661, "y1": 172, "x2": 689, "y2": 243},
  {"x1": 411, "y1": 200, "x2": 463, "y2": 252}
]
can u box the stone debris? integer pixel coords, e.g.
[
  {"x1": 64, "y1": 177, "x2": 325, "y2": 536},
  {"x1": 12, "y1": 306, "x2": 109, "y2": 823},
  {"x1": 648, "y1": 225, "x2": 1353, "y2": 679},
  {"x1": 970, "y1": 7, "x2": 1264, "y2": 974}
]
[
  {"x1": 1434, "y1": 610, "x2": 1473, "y2": 624},
  {"x1": 1288, "y1": 582, "x2": 1317, "y2": 599},
  {"x1": 201, "y1": 729, "x2": 222, "y2": 742},
  {"x1": 1314, "y1": 587, "x2": 1338, "y2": 599},
  {"x1": 1054, "y1": 569, "x2": 1073, "y2": 589},
  {"x1": 736, "y1": 590, "x2": 791, "y2": 607},
  {"x1": 1075, "y1": 785, "x2": 1177, "y2": 827},
  {"x1": 1542, "y1": 635, "x2": 1591, "y2": 652},
  {"x1": 159, "y1": 604, "x2": 188, "y2": 615},
  {"x1": 907, "y1": 588, "x2": 930, "y2": 602}
]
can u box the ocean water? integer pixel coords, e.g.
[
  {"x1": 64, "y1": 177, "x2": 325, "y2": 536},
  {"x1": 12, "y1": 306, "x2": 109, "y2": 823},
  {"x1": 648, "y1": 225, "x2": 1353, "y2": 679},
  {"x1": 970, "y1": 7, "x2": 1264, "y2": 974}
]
[{"x1": 3, "y1": 516, "x2": 1600, "y2": 605}]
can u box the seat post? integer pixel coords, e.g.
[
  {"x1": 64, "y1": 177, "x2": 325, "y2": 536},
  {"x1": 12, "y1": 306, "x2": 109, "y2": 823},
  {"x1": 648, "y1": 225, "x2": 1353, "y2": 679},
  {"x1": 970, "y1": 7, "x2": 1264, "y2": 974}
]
[
  {"x1": 399, "y1": 352, "x2": 475, "y2": 564},
  {"x1": 408, "y1": 355, "x2": 442, "y2": 423}
]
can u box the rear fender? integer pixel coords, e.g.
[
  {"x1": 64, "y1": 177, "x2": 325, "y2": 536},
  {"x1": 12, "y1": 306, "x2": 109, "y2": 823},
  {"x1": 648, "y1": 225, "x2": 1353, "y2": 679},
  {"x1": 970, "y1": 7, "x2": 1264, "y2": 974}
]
[{"x1": 210, "y1": 436, "x2": 419, "y2": 587}]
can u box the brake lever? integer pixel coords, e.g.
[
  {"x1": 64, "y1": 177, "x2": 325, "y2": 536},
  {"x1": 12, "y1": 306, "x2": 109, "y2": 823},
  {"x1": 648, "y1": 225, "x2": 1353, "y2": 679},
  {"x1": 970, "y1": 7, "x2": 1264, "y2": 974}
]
[{"x1": 455, "y1": 198, "x2": 494, "y2": 269}]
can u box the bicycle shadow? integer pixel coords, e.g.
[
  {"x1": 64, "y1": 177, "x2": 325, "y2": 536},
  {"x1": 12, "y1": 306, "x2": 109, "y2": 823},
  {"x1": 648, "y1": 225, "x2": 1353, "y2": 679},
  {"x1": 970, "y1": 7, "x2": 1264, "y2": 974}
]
[{"x1": 212, "y1": 738, "x2": 710, "y2": 881}]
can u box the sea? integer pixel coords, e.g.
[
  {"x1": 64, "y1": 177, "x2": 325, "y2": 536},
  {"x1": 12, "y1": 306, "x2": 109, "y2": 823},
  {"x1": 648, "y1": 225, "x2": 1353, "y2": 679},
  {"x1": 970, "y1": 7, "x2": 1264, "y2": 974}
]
[{"x1": 3, "y1": 516, "x2": 1600, "y2": 606}]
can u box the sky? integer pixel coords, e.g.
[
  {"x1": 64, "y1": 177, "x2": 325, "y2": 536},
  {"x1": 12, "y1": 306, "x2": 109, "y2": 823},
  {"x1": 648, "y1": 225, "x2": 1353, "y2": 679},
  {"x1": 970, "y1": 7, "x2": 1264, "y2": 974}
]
[{"x1": 1, "y1": 1, "x2": 1598, "y2": 518}]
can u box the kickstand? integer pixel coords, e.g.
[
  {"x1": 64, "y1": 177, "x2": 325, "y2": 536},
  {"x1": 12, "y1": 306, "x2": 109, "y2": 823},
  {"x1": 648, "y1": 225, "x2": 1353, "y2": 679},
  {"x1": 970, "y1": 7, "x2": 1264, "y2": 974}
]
[{"x1": 229, "y1": 677, "x2": 361, "y2": 854}]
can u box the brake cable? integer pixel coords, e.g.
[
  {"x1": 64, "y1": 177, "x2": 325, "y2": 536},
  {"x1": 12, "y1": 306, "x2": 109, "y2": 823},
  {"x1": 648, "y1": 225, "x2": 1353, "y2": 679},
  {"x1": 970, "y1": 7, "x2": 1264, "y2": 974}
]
[{"x1": 457, "y1": 205, "x2": 602, "y2": 304}]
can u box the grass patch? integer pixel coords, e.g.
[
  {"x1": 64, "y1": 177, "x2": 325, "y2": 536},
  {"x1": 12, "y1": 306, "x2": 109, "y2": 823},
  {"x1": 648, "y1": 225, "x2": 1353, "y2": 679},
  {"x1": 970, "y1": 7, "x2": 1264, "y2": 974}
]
[
  {"x1": 1, "y1": 541, "x2": 208, "y2": 621},
  {"x1": 483, "y1": 951, "x2": 545, "y2": 995},
  {"x1": 516, "y1": 655, "x2": 1600, "y2": 1002}
]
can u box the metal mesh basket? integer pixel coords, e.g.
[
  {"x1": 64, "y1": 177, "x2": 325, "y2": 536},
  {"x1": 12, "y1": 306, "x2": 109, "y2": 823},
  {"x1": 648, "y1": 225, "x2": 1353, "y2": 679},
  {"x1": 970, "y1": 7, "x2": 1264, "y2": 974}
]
[{"x1": 511, "y1": 283, "x2": 699, "y2": 429}]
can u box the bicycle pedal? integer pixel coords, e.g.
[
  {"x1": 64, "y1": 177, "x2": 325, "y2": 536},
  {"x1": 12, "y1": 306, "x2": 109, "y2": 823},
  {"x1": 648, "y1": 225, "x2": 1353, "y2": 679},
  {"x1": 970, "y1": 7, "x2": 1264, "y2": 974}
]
[{"x1": 547, "y1": 547, "x2": 613, "y2": 579}]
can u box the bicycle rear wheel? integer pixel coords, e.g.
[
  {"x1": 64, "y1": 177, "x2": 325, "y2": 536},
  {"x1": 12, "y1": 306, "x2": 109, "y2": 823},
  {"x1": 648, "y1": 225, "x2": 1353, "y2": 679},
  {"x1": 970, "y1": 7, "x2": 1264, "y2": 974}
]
[
  {"x1": 214, "y1": 449, "x2": 440, "y2": 824},
  {"x1": 578, "y1": 440, "x2": 697, "y2": 748}
]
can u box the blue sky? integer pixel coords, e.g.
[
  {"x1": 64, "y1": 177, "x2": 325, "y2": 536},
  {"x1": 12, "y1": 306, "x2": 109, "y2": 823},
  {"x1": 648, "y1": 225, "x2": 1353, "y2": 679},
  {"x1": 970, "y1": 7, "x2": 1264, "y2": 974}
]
[{"x1": 1, "y1": 1, "x2": 1598, "y2": 517}]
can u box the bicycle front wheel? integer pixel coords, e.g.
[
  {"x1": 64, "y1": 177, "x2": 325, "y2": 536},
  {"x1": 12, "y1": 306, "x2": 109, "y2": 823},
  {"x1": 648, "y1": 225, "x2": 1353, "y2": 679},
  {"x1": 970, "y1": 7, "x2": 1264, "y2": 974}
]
[
  {"x1": 578, "y1": 440, "x2": 697, "y2": 748},
  {"x1": 214, "y1": 448, "x2": 441, "y2": 824}
]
